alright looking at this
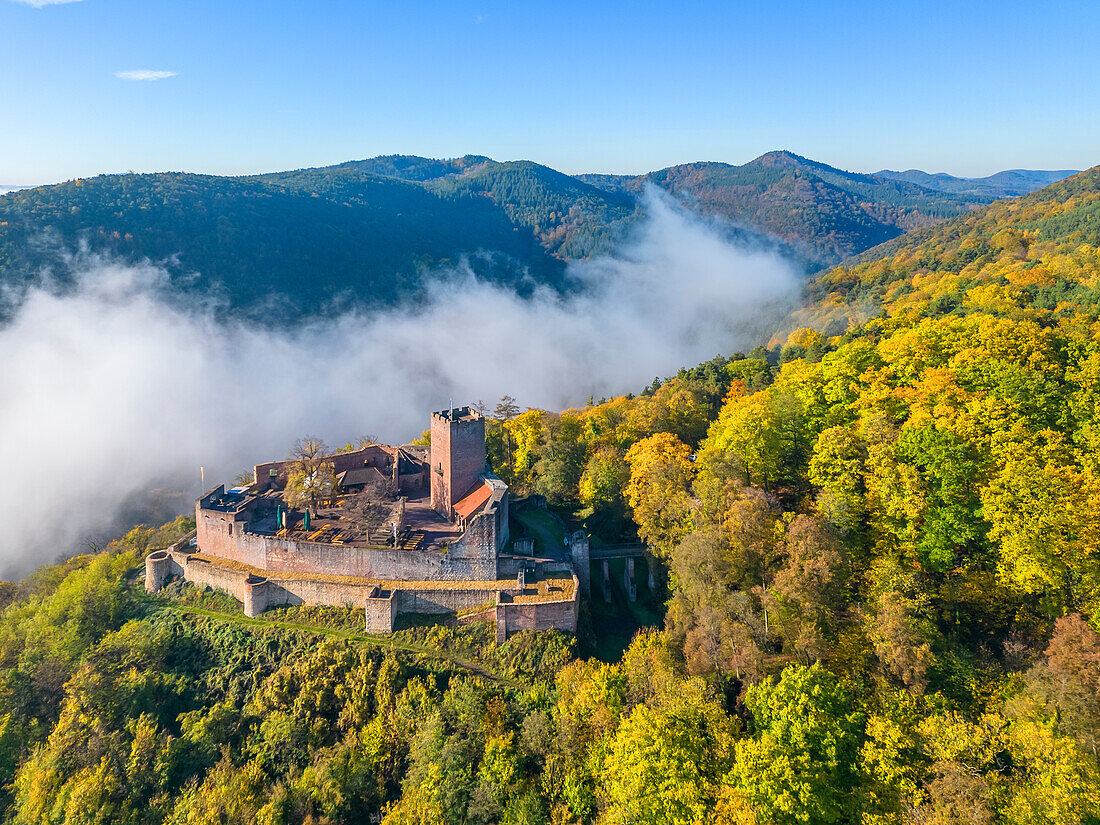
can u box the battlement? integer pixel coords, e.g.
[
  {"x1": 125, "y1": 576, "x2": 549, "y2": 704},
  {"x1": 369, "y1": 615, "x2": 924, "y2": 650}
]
[{"x1": 431, "y1": 405, "x2": 481, "y2": 424}]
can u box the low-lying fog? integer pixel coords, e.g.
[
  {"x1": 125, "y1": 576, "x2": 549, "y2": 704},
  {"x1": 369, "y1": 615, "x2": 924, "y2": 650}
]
[{"x1": 0, "y1": 190, "x2": 798, "y2": 578}]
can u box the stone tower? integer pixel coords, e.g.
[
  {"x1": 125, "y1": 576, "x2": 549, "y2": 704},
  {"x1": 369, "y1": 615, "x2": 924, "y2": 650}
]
[{"x1": 430, "y1": 406, "x2": 486, "y2": 520}]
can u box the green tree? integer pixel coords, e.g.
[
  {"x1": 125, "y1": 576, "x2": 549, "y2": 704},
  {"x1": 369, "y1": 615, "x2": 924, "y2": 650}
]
[{"x1": 733, "y1": 664, "x2": 865, "y2": 825}]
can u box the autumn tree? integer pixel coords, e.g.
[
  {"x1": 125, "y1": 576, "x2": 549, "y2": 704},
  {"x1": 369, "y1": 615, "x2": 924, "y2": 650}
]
[
  {"x1": 764, "y1": 515, "x2": 847, "y2": 664},
  {"x1": 624, "y1": 433, "x2": 696, "y2": 558},
  {"x1": 284, "y1": 436, "x2": 336, "y2": 514},
  {"x1": 1025, "y1": 614, "x2": 1100, "y2": 756}
]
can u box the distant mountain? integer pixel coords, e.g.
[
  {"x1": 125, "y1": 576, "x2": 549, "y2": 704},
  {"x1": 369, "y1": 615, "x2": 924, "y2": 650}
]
[
  {"x1": 791, "y1": 164, "x2": 1100, "y2": 343},
  {"x1": 1, "y1": 151, "x2": 1064, "y2": 318},
  {"x1": 875, "y1": 167, "x2": 1078, "y2": 199},
  {"x1": 579, "y1": 151, "x2": 986, "y2": 265},
  {"x1": 0, "y1": 170, "x2": 565, "y2": 318},
  {"x1": 422, "y1": 160, "x2": 640, "y2": 259},
  {"x1": 301, "y1": 156, "x2": 641, "y2": 259}
]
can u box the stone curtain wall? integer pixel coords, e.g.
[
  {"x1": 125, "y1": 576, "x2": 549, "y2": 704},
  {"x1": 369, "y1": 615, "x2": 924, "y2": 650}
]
[
  {"x1": 196, "y1": 518, "x2": 496, "y2": 581},
  {"x1": 146, "y1": 550, "x2": 510, "y2": 619},
  {"x1": 446, "y1": 507, "x2": 499, "y2": 568},
  {"x1": 147, "y1": 551, "x2": 580, "y2": 634},
  {"x1": 394, "y1": 587, "x2": 503, "y2": 616},
  {"x1": 494, "y1": 572, "x2": 580, "y2": 642}
]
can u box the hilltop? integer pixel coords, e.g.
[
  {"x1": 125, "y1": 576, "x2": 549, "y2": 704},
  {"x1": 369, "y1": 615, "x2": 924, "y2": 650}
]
[
  {"x1": 577, "y1": 150, "x2": 989, "y2": 263},
  {"x1": 0, "y1": 169, "x2": 566, "y2": 319}
]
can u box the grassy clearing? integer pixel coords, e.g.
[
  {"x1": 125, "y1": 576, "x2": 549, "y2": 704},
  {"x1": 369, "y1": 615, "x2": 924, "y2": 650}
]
[{"x1": 512, "y1": 506, "x2": 566, "y2": 555}]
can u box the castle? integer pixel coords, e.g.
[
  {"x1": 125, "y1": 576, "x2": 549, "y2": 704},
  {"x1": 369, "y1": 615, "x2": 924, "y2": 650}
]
[{"x1": 145, "y1": 406, "x2": 584, "y2": 640}]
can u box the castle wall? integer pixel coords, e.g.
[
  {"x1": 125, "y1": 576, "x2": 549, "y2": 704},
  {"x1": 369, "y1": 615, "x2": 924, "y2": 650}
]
[
  {"x1": 145, "y1": 549, "x2": 560, "y2": 625},
  {"x1": 397, "y1": 470, "x2": 427, "y2": 494},
  {"x1": 494, "y1": 572, "x2": 580, "y2": 642},
  {"x1": 147, "y1": 548, "x2": 578, "y2": 637},
  {"x1": 181, "y1": 555, "x2": 252, "y2": 602},
  {"x1": 394, "y1": 587, "x2": 503, "y2": 615},
  {"x1": 196, "y1": 519, "x2": 496, "y2": 581},
  {"x1": 196, "y1": 505, "x2": 251, "y2": 562},
  {"x1": 446, "y1": 508, "x2": 498, "y2": 565}
]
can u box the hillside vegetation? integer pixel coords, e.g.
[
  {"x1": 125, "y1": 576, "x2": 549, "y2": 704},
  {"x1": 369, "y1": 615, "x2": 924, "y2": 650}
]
[
  {"x1": 3, "y1": 168, "x2": 1100, "y2": 824},
  {"x1": 579, "y1": 150, "x2": 988, "y2": 265},
  {"x1": 2, "y1": 152, "x2": 1066, "y2": 319},
  {"x1": 0, "y1": 170, "x2": 564, "y2": 318}
]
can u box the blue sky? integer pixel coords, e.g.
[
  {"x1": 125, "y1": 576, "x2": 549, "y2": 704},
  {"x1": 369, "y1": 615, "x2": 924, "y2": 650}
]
[{"x1": 1, "y1": 0, "x2": 1097, "y2": 184}]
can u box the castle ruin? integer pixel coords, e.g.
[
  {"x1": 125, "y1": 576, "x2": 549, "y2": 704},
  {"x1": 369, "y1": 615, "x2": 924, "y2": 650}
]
[{"x1": 145, "y1": 406, "x2": 582, "y2": 639}]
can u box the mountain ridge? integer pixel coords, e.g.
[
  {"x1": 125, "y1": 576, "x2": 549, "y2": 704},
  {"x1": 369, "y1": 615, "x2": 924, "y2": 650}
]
[
  {"x1": 0, "y1": 152, "x2": 1079, "y2": 319},
  {"x1": 875, "y1": 166, "x2": 1078, "y2": 199}
]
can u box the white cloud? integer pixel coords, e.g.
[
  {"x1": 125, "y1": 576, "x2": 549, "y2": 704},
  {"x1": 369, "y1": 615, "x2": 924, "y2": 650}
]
[
  {"x1": 0, "y1": 190, "x2": 799, "y2": 577},
  {"x1": 10, "y1": 0, "x2": 84, "y2": 7},
  {"x1": 115, "y1": 70, "x2": 178, "y2": 82}
]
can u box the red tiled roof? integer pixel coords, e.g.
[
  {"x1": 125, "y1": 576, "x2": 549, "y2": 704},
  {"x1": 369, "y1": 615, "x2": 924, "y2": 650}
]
[{"x1": 453, "y1": 482, "x2": 493, "y2": 520}]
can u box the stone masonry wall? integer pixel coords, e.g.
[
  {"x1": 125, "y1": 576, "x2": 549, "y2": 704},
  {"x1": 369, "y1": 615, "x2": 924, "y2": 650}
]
[
  {"x1": 146, "y1": 549, "x2": 530, "y2": 623},
  {"x1": 446, "y1": 508, "x2": 498, "y2": 564},
  {"x1": 494, "y1": 572, "x2": 580, "y2": 642},
  {"x1": 395, "y1": 588, "x2": 503, "y2": 615},
  {"x1": 196, "y1": 520, "x2": 496, "y2": 582}
]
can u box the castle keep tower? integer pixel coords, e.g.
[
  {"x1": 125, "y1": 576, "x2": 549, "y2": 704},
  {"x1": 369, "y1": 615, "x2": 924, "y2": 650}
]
[{"x1": 430, "y1": 406, "x2": 486, "y2": 521}]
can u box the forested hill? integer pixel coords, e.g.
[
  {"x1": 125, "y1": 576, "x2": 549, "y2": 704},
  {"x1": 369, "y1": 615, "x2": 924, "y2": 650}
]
[
  {"x1": 810, "y1": 162, "x2": 1100, "y2": 320},
  {"x1": 256, "y1": 157, "x2": 640, "y2": 260},
  {"x1": 0, "y1": 152, "x2": 1079, "y2": 317},
  {"x1": 876, "y1": 167, "x2": 1078, "y2": 199},
  {"x1": 3, "y1": 167, "x2": 1100, "y2": 823},
  {"x1": 0, "y1": 170, "x2": 567, "y2": 319},
  {"x1": 577, "y1": 150, "x2": 991, "y2": 264}
]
